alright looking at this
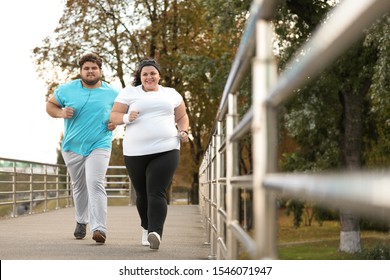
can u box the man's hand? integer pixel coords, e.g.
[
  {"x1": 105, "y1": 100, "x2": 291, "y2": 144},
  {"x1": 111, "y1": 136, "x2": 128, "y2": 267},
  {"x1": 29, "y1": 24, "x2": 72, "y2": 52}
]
[
  {"x1": 61, "y1": 107, "x2": 74, "y2": 119},
  {"x1": 107, "y1": 121, "x2": 117, "y2": 131}
]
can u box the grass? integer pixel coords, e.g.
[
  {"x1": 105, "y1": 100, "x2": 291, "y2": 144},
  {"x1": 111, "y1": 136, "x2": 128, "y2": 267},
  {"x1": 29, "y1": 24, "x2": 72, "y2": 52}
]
[
  {"x1": 277, "y1": 209, "x2": 390, "y2": 260},
  {"x1": 0, "y1": 205, "x2": 12, "y2": 218}
]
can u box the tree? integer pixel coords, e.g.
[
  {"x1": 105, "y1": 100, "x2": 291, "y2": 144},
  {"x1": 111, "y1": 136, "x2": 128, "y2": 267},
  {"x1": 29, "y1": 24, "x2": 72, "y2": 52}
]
[
  {"x1": 276, "y1": 1, "x2": 390, "y2": 253},
  {"x1": 33, "y1": 0, "x2": 137, "y2": 88},
  {"x1": 33, "y1": 0, "x2": 248, "y2": 204},
  {"x1": 363, "y1": 14, "x2": 390, "y2": 166}
]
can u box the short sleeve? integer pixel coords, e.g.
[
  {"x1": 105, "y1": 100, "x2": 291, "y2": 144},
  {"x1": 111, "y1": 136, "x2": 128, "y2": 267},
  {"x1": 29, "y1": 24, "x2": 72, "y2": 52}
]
[
  {"x1": 54, "y1": 87, "x2": 65, "y2": 107},
  {"x1": 114, "y1": 86, "x2": 133, "y2": 105},
  {"x1": 171, "y1": 88, "x2": 183, "y2": 108}
]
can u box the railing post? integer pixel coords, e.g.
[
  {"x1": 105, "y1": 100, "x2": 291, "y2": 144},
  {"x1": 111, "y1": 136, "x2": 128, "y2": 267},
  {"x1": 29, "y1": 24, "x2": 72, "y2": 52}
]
[
  {"x1": 29, "y1": 163, "x2": 34, "y2": 214},
  {"x1": 208, "y1": 135, "x2": 215, "y2": 259},
  {"x1": 52, "y1": 165, "x2": 59, "y2": 210},
  {"x1": 252, "y1": 18, "x2": 278, "y2": 259},
  {"x1": 55, "y1": 165, "x2": 60, "y2": 209},
  {"x1": 198, "y1": 158, "x2": 209, "y2": 247},
  {"x1": 12, "y1": 162, "x2": 17, "y2": 217},
  {"x1": 206, "y1": 148, "x2": 212, "y2": 248},
  {"x1": 43, "y1": 164, "x2": 48, "y2": 212},
  {"x1": 129, "y1": 174, "x2": 136, "y2": 206},
  {"x1": 66, "y1": 170, "x2": 72, "y2": 207},
  {"x1": 226, "y1": 92, "x2": 240, "y2": 259},
  {"x1": 216, "y1": 121, "x2": 224, "y2": 259}
]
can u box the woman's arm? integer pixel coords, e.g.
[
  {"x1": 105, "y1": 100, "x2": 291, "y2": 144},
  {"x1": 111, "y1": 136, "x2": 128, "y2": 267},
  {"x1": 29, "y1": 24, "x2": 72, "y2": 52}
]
[
  {"x1": 175, "y1": 101, "x2": 190, "y2": 142},
  {"x1": 110, "y1": 102, "x2": 130, "y2": 125}
]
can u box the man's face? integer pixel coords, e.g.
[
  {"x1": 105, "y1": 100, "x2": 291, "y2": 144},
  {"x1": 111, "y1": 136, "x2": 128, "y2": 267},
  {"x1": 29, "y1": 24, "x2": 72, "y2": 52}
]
[{"x1": 80, "y1": 61, "x2": 102, "y2": 86}]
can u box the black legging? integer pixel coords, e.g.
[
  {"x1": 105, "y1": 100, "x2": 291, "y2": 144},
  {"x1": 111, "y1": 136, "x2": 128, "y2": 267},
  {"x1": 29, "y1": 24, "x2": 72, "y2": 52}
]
[{"x1": 124, "y1": 149, "x2": 179, "y2": 237}]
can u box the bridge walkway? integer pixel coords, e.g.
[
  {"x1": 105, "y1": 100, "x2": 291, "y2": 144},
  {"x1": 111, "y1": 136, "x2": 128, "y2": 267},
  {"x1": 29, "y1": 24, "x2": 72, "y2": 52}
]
[{"x1": 0, "y1": 205, "x2": 210, "y2": 260}]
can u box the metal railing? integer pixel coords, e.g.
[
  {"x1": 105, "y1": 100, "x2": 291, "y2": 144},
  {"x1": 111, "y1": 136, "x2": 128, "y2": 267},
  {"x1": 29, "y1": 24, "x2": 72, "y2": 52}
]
[
  {"x1": 0, "y1": 157, "x2": 71, "y2": 217},
  {"x1": 0, "y1": 157, "x2": 132, "y2": 218},
  {"x1": 105, "y1": 165, "x2": 133, "y2": 205},
  {"x1": 199, "y1": 0, "x2": 390, "y2": 260}
]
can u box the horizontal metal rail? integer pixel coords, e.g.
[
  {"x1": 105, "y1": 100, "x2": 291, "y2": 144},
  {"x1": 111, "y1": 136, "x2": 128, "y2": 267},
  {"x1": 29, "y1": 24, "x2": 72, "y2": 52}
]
[
  {"x1": 0, "y1": 158, "x2": 133, "y2": 218},
  {"x1": 264, "y1": 172, "x2": 390, "y2": 216}
]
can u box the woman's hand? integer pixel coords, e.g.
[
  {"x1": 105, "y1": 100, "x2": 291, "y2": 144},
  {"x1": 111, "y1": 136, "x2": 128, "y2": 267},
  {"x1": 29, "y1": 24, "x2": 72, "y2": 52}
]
[
  {"x1": 179, "y1": 130, "x2": 189, "y2": 142},
  {"x1": 128, "y1": 111, "x2": 139, "y2": 122}
]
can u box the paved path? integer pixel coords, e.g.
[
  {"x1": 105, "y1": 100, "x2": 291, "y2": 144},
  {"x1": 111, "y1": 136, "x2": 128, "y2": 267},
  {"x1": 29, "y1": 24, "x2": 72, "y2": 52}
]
[{"x1": 0, "y1": 205, "x2": 211, "y2": 260}]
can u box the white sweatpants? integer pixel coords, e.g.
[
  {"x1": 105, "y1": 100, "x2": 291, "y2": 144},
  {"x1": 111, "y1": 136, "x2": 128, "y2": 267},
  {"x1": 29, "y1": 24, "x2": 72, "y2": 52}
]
[{"x1": 62, "y1": 148, "x2": 110, "y2": 234}]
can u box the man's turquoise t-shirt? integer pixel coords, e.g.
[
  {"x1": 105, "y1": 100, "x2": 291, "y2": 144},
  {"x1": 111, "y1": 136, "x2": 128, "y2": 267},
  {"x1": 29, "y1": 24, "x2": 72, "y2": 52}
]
[{"x1": 54, "y1": 79, "x2": 119, "y2": 156}]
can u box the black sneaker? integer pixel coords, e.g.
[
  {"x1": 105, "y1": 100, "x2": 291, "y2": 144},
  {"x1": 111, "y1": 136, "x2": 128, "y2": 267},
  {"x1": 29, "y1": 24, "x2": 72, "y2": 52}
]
[
  {"x1": 74, "y1": 222, "x2": 86, "y2": 239},
  {"x1": 92, "y1": 230, "x2": 106, "y2": 244}
]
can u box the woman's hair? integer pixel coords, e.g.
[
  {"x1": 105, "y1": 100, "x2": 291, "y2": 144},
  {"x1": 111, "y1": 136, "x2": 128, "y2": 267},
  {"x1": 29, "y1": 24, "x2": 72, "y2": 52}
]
[
  {"x1": 78, "y1": 53, "x2": 103, "y2": 69},
  {"x1": 132, "y1": 58, "x2": 161, "y2": 86}
]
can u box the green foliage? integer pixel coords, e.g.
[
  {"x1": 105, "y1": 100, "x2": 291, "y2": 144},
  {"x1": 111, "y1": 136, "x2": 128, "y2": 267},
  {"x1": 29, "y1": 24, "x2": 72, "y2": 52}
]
[
  {"x1": 275, "y1": 1, "x2": 342, "y2": 172},
  {"x1": 276, "y1": 3, "x2": 388, "y2": 254},
  {"x1": 276, "y1": 5, "x2": 390, "y2": 174},
  {"x1": 274, "y1": 0, "x2": 333, "y2": 70},
  {"x1": 363, "y1": 14, "x2": 390, "y2": 167},
  {"x1": 313, "y1": 206, "x2": 339, "y2": 226},
  {"x1": 201, "y1": 0, "x2": 251, "y2": 38},
  {"x1": 360, "y1": 217, "x2": 390, "y2": 232},
  {"x1": 358, "y1": 244, "x2": 390, "y2": 260},
  {"x1": 285, "y1": 200, "x2": 304, "y2": 228}
]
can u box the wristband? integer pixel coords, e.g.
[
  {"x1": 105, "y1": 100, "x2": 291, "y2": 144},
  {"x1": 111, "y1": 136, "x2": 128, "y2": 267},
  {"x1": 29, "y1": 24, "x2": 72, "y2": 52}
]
[{"x1": 123, "y1": 114, "x2": 131, "y2": 124}]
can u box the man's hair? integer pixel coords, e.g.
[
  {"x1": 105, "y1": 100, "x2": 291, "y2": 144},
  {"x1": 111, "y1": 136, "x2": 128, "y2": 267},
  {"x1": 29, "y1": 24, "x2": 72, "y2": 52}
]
[{"x1": 78, "y1": 53, "x2": 103, "y2": 69}]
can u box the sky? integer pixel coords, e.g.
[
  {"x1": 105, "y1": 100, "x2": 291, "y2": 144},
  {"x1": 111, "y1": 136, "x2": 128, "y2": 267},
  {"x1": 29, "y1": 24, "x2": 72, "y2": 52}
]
[{"x1": 0, "y1": 1, "x2": 65, "y2": 164}]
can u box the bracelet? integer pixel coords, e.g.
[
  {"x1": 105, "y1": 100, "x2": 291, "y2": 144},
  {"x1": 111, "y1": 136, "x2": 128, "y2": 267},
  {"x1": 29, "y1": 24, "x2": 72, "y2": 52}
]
[
  {"x1": 180, "y1": 130, "x2": 188, "y2": 135},
  {"x1": 123, "y1": 114, "x2": 131, "y2": 124}
]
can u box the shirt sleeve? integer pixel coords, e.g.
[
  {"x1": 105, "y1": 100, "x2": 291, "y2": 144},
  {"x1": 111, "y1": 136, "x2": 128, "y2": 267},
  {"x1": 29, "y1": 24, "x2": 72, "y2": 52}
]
[
  {"x1": 54, "y1": 87, "x2": 65, "y2": 108},
  {"x1": 172, "y1": 89, "x2": 183, "y2": 108},
  {"x1": 114, "y1": 86, "x2": 132, "y2": 105}
]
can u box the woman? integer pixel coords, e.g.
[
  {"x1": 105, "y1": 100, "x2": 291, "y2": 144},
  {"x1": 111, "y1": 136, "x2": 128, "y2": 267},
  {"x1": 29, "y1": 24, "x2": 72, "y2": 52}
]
[{"x1": 110, "y1": 58, "x2": 189, "y2": 249}]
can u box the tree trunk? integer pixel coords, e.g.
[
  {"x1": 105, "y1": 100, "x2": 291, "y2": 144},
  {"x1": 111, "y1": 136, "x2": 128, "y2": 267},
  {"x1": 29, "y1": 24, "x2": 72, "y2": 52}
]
[
  {"x1": 191, "y1": 172, "x2": 199, "y2": 205},
  {"x1": 338, "y1": 77, "x2": 370, "y2": 253},
  {"x1": 339, "y1": 209, "x2": 360, "y2": 253}
]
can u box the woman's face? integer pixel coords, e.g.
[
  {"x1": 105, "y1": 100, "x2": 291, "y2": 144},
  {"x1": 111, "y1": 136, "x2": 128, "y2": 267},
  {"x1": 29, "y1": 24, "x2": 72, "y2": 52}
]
[{"x1": 140, "y1": 65, "x2": 160, "y2": 92}]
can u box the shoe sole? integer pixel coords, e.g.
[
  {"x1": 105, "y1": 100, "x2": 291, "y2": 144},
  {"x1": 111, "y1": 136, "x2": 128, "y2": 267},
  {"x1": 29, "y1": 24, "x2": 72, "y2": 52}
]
[
  {"x1": 147, "y1": 233, "x2": 160, "y2": 249},
  {"x1": 74, "y1": 235, "x2": 85, "y2": 239},
  {"x1": 93, "y1": 231, "x2": 106, "y2": 244}
]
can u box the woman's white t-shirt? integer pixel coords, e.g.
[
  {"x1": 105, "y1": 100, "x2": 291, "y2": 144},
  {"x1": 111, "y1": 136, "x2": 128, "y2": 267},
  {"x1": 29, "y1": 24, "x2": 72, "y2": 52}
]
[{"x1": 115, "y1": 85, "x2": 183, "y2": 156}]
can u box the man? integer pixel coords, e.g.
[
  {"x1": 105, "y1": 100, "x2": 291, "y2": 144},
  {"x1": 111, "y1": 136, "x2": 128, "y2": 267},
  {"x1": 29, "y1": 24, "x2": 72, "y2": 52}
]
[{"x1": 46, "y1": 53, "x2": 119, "y2": 244}]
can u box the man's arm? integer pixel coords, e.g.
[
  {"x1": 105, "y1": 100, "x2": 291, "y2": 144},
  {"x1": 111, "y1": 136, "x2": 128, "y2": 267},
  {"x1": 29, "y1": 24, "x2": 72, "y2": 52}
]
[{"x1": 46, "y1": 96, "x2": 74, "y2": 119}]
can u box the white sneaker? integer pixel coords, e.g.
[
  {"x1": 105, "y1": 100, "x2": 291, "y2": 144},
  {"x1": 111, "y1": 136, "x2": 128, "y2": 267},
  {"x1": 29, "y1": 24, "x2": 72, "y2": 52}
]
[
  {"x1": 142, "y1": 229, "x2": 149, "y2": 246},
  {"x1": 147, "y1": 232, "x2": 161, "y2": 249}
]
